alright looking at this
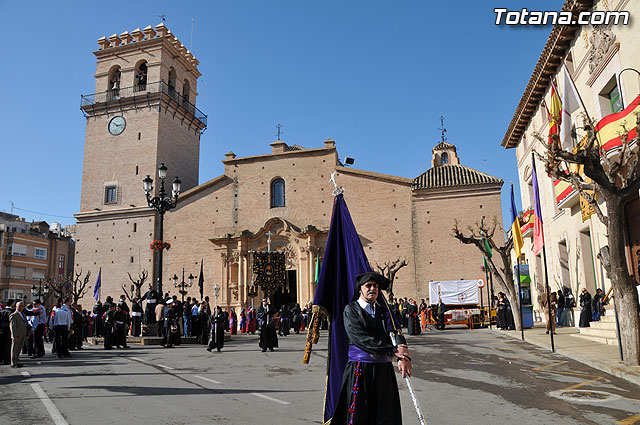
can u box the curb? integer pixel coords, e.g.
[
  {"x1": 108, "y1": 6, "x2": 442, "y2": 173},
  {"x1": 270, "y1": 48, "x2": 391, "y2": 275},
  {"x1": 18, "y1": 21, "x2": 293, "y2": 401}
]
[{"x1": 485, "y1": 328, "x2": 640, "y2": 388}]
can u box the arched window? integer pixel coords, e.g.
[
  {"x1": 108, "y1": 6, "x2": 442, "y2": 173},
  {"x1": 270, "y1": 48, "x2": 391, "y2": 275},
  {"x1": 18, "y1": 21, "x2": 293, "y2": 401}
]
[
  {"x1": 182, "y1": 79, "x2": 191, "y2": 103},
  {"x1": 168, "y1": 67, "x2": 177, "y2": 95},
  {"x1": 271, "y1": 178, "x2": 285, "y2": 208},
  {"x1": 108, "y1": 66, "x2": 121, "y2": 101},
  {"x1": 441, "y1": 152, "x2": 449, "y2": 164},
  {"x1": 135, "y1": 61, "x2": 148, "y2": 92}
]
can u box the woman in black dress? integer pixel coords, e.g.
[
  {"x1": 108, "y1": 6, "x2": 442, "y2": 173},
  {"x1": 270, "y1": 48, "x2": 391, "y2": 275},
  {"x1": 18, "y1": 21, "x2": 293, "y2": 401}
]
[{"x1": 579, "y1": 287, "x2": 592, "y2": 328}]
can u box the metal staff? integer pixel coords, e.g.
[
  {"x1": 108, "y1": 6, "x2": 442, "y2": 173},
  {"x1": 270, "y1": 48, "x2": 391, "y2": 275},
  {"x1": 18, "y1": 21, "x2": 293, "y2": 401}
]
[
  {"x1": 383, "y1": 300, "x2": 427, "y2": 425},
  {"x1": 405, "y1": 375, "x2": 427, "y2": 425}
]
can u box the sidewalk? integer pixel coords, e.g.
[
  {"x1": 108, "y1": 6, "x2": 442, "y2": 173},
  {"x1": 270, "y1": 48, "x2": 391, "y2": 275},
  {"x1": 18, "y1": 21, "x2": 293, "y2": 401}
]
[{"x1": 488, "y1": 322, "x2": 640, "y2": 387}]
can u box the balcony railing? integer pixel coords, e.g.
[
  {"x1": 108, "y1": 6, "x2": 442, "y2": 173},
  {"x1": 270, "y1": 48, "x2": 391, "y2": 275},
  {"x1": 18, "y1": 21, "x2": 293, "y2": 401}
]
[{"x1": 81, "y1": 81, "x2": 207, "y2": 128}]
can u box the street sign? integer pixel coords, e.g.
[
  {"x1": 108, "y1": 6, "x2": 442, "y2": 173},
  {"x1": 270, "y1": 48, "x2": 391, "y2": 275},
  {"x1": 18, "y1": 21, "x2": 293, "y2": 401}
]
[{"x1": 477, "y1": 278, "x2": 486, "y2": 288}]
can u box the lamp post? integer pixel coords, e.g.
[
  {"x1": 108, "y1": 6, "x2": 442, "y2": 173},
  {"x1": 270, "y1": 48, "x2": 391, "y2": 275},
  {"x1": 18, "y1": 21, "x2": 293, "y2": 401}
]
[
  {"x1": 171, "y1": 268, "x2": 194, "y2": 304},
  {"x1": 143, "y1": 163, "x2": 181, "y2": 297},
  {"x1": 213, "y1": 283, "x2": 220, "y2": 311},
  {"x1": 30, "y1": 279, "x2": 49, "y2": 302}
]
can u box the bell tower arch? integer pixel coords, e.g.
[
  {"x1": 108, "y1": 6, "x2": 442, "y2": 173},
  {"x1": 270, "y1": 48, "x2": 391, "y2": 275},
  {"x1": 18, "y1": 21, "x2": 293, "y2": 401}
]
[{"x1": 74, "y1": 23, "x2": 207, "y2": 297}]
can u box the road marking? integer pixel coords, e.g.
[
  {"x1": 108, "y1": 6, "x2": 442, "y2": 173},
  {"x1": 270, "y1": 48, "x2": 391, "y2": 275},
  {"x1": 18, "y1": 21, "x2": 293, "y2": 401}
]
[
  {"x1": 130, "y1": 357, "x2": 144, "y2": 362},
  {"x1": 615, "y1": 413, "x2": 640, "y2": 424},
  {"x1": 250, "y1": 392, "x2": 290, "y2": 405},
  {"x1": 21, "y1": 371, "x2": 31, "y2": 377},
  {"x1": 532, "y1": 361, "x2": 566, "y2": 371},
  {"x1": 195, "y1": 375, "x2": 222, "y2": 384},
  {"x1": 157, "y1": 364, "x2": 175, "y2": 370},
  {"x1": 31, "y1": 383, "x2": 69, "y2": 425},
  {"x1": 562, "y1": 376, "x2": 603, "y2": 391}
]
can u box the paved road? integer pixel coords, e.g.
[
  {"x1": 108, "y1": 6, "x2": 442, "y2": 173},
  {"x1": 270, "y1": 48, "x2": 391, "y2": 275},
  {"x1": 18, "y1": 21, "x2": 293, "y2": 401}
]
[{"x1": 0, "y1": 328, "x2": 638, "y2": 424}]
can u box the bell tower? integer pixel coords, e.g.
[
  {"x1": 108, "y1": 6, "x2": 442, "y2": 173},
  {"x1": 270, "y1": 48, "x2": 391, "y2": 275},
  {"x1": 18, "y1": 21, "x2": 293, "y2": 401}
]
[{"x1": 74, "y1": 23, "x2": 207, "y2": 297}]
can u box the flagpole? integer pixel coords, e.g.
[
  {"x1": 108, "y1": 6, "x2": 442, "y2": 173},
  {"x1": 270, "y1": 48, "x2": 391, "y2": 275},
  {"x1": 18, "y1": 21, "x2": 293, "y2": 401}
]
[
  {"x1": 512, "y1": 181, "x2": 525, "y2": 342},
  {"x1": 484, "y1": 261, "x2": 491, "y2": 330},
  {"x1": 532, "y1": 153, "x2": 555, "y2": 352},
  {"x1": 542, "y1": 244, "x2": 555, "y2": 352}
]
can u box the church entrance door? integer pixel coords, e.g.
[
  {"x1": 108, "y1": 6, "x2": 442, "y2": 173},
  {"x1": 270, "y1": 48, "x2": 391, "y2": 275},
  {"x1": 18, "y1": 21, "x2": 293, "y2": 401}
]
[{"x1": 272, "y1": 270, "x2": 297, "y2": 311}]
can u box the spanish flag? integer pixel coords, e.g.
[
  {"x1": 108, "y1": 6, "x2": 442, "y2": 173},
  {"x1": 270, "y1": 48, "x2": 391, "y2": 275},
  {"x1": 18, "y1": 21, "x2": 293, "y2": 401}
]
[
  {"x1": 510, "y1": 183, "x2": 524, "y2": 259},
  {"x1": 548, "y1": 81, "x2": 562, "y2": 144},
  {"x1": 595, "y1": 93, "x2": 640, "y2": 153}
]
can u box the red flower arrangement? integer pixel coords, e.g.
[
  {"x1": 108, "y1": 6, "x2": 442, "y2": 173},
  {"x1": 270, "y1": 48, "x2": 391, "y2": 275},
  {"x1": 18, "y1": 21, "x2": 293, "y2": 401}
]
[{"x1": 150, "y1": 240, "x2": 171, "y2": 251}]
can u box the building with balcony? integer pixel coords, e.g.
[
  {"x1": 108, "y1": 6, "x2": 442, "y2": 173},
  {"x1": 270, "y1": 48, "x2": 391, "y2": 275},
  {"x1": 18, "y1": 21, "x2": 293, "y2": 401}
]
[
  {"x1": 502, "y1": 0, "x2": 640, "y2": 315},
  {"x1": 0, "y1": 213, "x2": 75, "y2": 302}
]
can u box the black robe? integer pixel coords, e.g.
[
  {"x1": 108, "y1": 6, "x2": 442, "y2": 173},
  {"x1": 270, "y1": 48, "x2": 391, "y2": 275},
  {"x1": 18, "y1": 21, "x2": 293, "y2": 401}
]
[
  {"x1": 332, "y1": 301, "x2": 402, "y2": 425},
  {"x1": 407, "y1": 304, "x2": 421, "y2": 335},
  {"x1": 141, "y1": 290, "x2": 160, "y2": 324},
  {"x1": 579, "y1": 292, "x2": 592, "y2": 327},
  {"x1": 256, "y1": 305, "x2": 278, "y2": 351},
  {"x1": 208, "y1": 312, "x2": 225, "y2": 351}
]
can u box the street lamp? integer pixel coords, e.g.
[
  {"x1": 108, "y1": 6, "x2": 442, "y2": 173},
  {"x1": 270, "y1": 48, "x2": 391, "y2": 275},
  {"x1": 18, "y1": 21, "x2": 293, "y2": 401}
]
[
  {"x1": 213, "y1": 283, "x2": 220, "y2": 310},
  {"x1": 143, "y1": 163, "x2": 181, "y2": 297},
  {"x1": 31, "y1": 279, "x2": 49, "y2": 302},
  {"x1": 171, "y1": 268, "x2": 194, "y2": 303}
]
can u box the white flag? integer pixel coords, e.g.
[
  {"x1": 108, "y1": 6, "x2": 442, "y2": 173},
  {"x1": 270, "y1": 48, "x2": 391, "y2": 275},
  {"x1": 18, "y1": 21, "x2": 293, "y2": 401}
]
[{"x1": 561, "y1": 66, "x2": 581, "y2": 150}]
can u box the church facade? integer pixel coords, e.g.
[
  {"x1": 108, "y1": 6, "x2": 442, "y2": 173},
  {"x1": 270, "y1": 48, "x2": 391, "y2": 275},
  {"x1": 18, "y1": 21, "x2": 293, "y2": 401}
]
[{"x1": 75, "y1": 24, "x2": 504, "y2": 309}]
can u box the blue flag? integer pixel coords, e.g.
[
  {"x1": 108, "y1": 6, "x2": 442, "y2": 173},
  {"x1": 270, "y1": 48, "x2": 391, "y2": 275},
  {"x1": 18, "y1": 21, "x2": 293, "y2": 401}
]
[
  {"x1": 313, "y1": 194, "x2": 371, "y2": 423},
  {"x1": 93, "y1": 268, "x2": 102, "y2": 301}
]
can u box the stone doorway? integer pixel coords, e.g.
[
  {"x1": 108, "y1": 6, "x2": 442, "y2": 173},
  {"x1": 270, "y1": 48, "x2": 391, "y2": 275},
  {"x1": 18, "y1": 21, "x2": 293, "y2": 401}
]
[{"x1": 272, "y1": 270, "x2": 297, "y2": 311}]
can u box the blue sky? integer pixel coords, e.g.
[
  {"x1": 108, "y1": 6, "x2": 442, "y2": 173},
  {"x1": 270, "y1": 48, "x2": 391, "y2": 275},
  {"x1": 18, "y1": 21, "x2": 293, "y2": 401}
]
[{"x1": 0, "y1": 0, "x2": 560, "y2": 229}]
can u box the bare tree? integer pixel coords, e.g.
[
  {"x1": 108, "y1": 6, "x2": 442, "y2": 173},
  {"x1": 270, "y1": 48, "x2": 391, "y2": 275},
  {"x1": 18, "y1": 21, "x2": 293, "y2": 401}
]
[
  {"x1": 122, "y1": 270, "x2": 149, "y2": 302},
  {"x1": 45, "y1": 270, "x2": 91, "y2": 305},
  {"x1": 452, "y1": 217, "x2": 522, "y2": 331},
  {"x1": 536, "y1": 113, "x2": 640, "y2": 366},
  {"x1": 374, "y1": 258, "x2": 408, "y2": 300}
]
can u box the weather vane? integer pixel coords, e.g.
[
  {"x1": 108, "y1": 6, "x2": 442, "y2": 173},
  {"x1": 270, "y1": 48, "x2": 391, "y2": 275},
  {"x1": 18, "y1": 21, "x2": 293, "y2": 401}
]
[
  {"x1": 276, "y1": 124, "x2": 283, "y2": 140},
  {"x1": 438, "y1": 116, "x2": 447, "y2": 143}
]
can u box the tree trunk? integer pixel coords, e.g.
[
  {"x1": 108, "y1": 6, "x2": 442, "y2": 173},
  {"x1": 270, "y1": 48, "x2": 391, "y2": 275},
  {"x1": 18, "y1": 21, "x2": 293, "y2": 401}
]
[{"x1": 606, "y1": 194, "x2": 640, "y2": 366}]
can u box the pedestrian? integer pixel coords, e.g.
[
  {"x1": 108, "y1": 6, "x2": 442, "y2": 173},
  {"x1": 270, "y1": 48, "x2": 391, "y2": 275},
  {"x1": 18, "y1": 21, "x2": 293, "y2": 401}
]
[
  {"x1": 229, "y1": 307, "x2": 237, "y2": 335},
  {"x1": 541, "y1": 287, "x2": 557, "y2": 335},
  {"x1": 555, "y1": 290, "x2": 565, "y2": 327},
  {"x1": 102, "y1": 303, "x2": 116, "y2": 349},
  {"x1": 183, "y1": 297, "x2": 192, "y2": 336},
  {"x1": 579, "y1": 287, "x2": 592, "y2": 328},
  {"x1": 114, "y1": 304, "x2": 129, "y2": 348},
  {"x1": 407, "y1": 300, "x2": 421, "y2": 335},
  {"x1": 257, "y1": 298, "x2": 278, "y2": 352},
  {"x1": 191, "y1": 301, "x2": 200, "y2": 339},
  {"x1": 207, "y1": 306, "x2": 225, "y2": 352},
  {"x1": 0, "y1": 300, "x2": 16, "y2": 365},
  {"x1": 331, "y1": 272, "x2": 410, "y2": 424},
  {"x1": 291, "y1": 303, "x2": 302, "y2": 334},
  {"x1": 52, "y1": 298, "x2": 73, "y2": 358},
  {"x1": 591, "y1": 288, "x2": 606, "y2": 321},
  {"x1": 562, "y1": 288, "x2": 575, "y2": 327},
  {"x1": 155, "y1": 300, "x2": 165, "y2": 337},
  {"x1": 141, "y1": 283, "x2": 160, "y2": 324},
  {"x1": 9, "y1": 301, "x2": 30, "y2": 368},
  {"x1": 197, "y1": 301, "x2": 210, "y2": 344},
  {"x1": 29, "y1": 299, "x2": 47, "y2": 358},
  {"x1": 437, "y1": 298, "x2": 447, "y2": 330},
  {"x1": 247, "y1": 305, "x2": 257, "y2": 334},
  {"x1": 278, "y1": 304, "x2": 290, "y2": 337},
  {"x1": 130, "y1": 297, "x2": 143, "y2": 336},
  {"x1": 239, "y1": 308, "x2": 247, "y2": 333}
]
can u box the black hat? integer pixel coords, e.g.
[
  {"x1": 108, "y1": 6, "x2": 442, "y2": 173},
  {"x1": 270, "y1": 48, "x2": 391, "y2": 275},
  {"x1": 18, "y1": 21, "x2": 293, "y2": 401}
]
[{"x1": 352, "y1": 272, "x2": 390, "y2": 301}]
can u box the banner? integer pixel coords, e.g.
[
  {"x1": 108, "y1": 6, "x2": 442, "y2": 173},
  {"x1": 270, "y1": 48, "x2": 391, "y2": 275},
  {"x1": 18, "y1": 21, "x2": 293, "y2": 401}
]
[
  {"x1": 429, "y1": 280, "x2": 479, "y2": 306},
  {"x1": 252, "y1": 252, "x2": 287, "y2": 298}
]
